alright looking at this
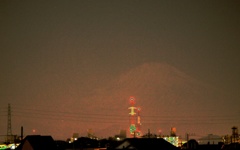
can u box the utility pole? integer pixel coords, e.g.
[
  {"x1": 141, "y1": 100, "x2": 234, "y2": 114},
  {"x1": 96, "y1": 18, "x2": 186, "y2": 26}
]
[
  {"x1": 148, "y1": 129, "x2": 150, "y2": 138},
  {"x1": 186, "y1": 133, "x2": 189, "y2": 149},
  {"x1": 6, "y1": 103, "x2": 12, "y2": 143},
  {"x1": 186, "y1": 133, "x2": 195, "y2": 149}
]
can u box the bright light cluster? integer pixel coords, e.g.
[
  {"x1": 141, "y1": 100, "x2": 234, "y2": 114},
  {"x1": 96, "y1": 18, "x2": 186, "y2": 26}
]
[
  {"x1": 163, "y1": 136, "x2": 179, "y2": 147},
  {"x1": 0, "y1": 143, "x2": 20, "y2": 150}
]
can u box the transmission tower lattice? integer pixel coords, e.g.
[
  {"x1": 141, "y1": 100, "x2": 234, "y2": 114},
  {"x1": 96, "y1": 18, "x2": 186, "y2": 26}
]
[{"x1": 7, "y1": 103, "x2": 12, "y2": 142}]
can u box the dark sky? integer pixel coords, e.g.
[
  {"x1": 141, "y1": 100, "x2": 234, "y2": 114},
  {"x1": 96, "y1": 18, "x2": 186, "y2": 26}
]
[{"x1": 0, "y1": 1, "x2": 240, "y2": 140}]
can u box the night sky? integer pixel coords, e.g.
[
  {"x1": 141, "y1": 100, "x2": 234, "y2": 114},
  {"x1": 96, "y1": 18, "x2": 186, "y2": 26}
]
[{"x1": 0, "y1": 1, "x2": 240, "y2": 141}]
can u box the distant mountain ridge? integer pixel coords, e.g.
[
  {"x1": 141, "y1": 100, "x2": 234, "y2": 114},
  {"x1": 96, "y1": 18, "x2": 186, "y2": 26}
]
[
  {"x1": 84, "y1": 62, "x2": 226, "y2": 138},
  {"x1": 91, "y1": 62, "x2": 215, "y2": 111},
  {"x1": 45, "y1": 62, "x2": 230, "y2": 140}
]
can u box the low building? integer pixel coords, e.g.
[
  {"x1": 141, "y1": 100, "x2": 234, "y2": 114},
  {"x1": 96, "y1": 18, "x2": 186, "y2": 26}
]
[
  {"x1": 16, "y1": 135, "x2": 57, "y2": 150},
  {"x1": 107, "y1": 138, "x2": 179, "y2": 150}
]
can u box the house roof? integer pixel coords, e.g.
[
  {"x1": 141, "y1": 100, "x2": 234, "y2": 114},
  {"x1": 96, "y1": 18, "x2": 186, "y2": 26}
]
[
  {"x1": 16, "y1": 135, "x2": 57, "y2": 150},
  {"x1": 113, "y1": 138, "x2": 179, "y2": 150}
]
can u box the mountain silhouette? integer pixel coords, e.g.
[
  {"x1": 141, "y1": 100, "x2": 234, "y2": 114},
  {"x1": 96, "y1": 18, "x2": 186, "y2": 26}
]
[
  {"x1": 37, "y1": 62, "x2": 232, "y2": 140},
  {"x1": 82, "y1": 62, "x2": 228, "y2": 138}
]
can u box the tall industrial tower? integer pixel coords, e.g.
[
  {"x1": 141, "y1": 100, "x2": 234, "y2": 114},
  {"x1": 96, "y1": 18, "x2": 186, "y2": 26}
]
[
  {"x1": 6, "y1": 103, "x2": 12, "y2": 143},
  {"x1": 136, "y1": 107, "x2": 141, "y2": 136},
  {"x1": 128, "y1": 96, "x2": 141, "y2": 137}
]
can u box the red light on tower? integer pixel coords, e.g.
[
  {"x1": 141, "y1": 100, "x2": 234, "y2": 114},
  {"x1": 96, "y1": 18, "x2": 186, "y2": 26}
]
[{"x1": 129, "y1": 96, "x2": 136, "y2": 105}]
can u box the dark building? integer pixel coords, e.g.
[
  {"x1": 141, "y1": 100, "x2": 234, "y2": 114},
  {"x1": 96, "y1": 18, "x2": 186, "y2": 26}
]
[
  {"x1": 107, "y1": 138, "x2": 179, "y2": 150},
  {"x1": 16, "y1": 135, "x2": 57, "y2": 150}
]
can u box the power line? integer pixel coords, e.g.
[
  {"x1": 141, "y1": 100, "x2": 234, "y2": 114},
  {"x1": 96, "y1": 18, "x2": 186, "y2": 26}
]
[
  {"x1": 0, "y1": 105, "x2": 239, "y2": 125},
  {"x1": 10, "y1": 106, "x2": 240, "y2": 119}
]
